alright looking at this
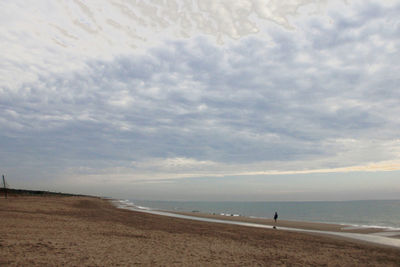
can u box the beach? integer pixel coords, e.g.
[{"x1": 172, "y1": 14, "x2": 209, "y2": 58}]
[
  {"x1": 166, "y1": 211, "x2": 399, "y2": 234},
  {"x1": 1, "y1": 196, "x2": 400, "y2": 266}
]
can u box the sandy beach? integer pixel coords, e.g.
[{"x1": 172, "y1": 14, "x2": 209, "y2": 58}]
[
  {"x1": 168, "y1": 210, "x2": 395, "y2": 234},
  {"x1": 1, "y1": 196, "x2": 400, "y2": 266}
]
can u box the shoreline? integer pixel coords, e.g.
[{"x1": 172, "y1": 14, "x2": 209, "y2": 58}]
[
  {"x1": 172, "y1": 211, "x2": 400, "y2": 235},
  {"x1": 112, "y1": 199, "x2": 400, "y2": 249},
  {"x1": 122, "y1": 199, "x2": 400, "y2": 232}
]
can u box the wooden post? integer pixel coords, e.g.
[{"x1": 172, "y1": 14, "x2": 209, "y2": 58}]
[{"x1": 2, "y1": 175, "x2": 6, "y2": 199}]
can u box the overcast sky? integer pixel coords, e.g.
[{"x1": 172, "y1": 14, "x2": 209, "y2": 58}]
[{"x1": 1, "y1": 0, "x2": 400, "y2": 201}]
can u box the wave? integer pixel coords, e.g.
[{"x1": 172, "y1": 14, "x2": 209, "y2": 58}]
[{"x1": 111, "y1": 199, "x2": 153, "y2": 211}]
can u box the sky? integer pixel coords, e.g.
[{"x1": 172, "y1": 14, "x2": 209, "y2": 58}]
[{"x1": 1, "y1": 0, "x2": 400, "y2": 201}]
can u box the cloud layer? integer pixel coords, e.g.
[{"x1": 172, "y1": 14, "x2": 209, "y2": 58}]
[{"x1": 1, "y1": 0, "x2": 400, "y2": 199}]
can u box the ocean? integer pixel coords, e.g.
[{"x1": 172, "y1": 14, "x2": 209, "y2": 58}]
[{"x1": 129, "y1": 199, "x2": 400, "y2": 230}]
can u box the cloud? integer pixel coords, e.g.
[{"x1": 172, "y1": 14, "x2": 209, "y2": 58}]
[
  {"x1": 1, "y1": 0, "x2": 400, "y2": 199},
  {"x1": 0, "y1": 0, "x2": 330, "y2": 91}
]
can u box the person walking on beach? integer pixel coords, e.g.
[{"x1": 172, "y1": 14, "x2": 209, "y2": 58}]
[
  {"x1": 274, "y1": 211, "x2": 278, "y2": 223},
  {"x1": 273, "y1": 211, "x2": 278, "y2": 229}
]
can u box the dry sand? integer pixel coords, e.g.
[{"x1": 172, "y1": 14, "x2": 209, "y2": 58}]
[{"x1": 1, "y1": 196, "x2": 400, "y2": 266}]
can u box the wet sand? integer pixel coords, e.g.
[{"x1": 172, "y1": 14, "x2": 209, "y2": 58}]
[
  {"x1": 1, "y1": 196, "x2": 400, "y2": 266},
  {"x1": 169, "y1": 211, "x2": 389, "y2": 234}
]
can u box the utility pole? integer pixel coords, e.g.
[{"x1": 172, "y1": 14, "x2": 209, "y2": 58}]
[{"x1": 2, "y1": 175, "x2": 7, "y2": 199}]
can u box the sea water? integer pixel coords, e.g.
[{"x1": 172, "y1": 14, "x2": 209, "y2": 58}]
[{"x1": 129, "y1": 199, "x2": 400, "y2": 230}]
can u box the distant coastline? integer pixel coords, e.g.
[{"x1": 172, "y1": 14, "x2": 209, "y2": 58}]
[{"x1": 0, "y1": 187, "x2": 90, "y2": 197}]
